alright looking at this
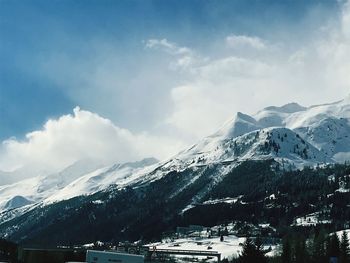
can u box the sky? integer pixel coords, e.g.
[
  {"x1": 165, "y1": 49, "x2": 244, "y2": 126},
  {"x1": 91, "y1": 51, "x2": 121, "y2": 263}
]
[{"x1": 1, "y1": 0, "x2": 350, "y2": 175}]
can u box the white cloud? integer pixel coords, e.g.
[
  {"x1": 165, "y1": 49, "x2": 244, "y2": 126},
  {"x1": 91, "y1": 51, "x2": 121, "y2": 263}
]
[
  {"x1": 145, "y1": 38, "x2": 193, "y2": 56},
  {"x1": 145, "y1": 38, "x2": 205, "y2": 71},
  {"x1": 0, "y1": 107, "x2": 185, "y2": 174},
  {"x1": 165, "y1": 57, "x2": 282, "y2": 139},
  {"x1": 162, "y1": 1, "x2": 350, "y2": 139},
  {"x1": 226, "y1": 34, "x2": 266, "y2": 50}
]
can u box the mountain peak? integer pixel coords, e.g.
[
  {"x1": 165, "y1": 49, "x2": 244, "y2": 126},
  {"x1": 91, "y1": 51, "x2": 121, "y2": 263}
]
[
  {"x1": 236, "y1": 111, "x2": 257, "y2": 122},
  {"x1": 211, "y1": 112, "x2": 260, "y2": 139},
  {"x1": 263, "y1": 102, "x2": 306, "y2": 114}
]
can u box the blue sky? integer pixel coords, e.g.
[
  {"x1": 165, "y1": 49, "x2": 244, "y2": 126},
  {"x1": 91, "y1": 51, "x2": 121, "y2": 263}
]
[
  {"x1": 0, "y1": 0, "x2": 342, "y2": 140},
  {"x1": 1, "y1": 0, "x2": 350, "y2": 174}
]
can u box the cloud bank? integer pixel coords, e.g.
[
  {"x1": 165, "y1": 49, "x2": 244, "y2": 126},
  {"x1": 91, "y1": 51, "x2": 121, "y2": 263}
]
[{"x1": 0, "y1": 108, "x2": 184, "y2": 173}]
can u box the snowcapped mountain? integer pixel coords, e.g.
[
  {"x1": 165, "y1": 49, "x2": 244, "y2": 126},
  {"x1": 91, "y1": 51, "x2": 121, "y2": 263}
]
[
  {"x1": 1, "y1": 96, "x2": 350, "y2": 245},
  {"x1": 0, "y1": 158, "x2": 159, "y2": 214},
  {"x1": 212, "y1": 112, "x2": 262, "y2": 139},
  {"x1": 295, "y1": 117, "x2": 350, "y2": 160},
  {"x1": 156, "y1": 97, "x2": 350, "y2": 171},
  {"x1": 205, "y1": 95, "x2": 350, "y2": 162},
  {"x1": 3, "y1": 97, "x2": 341, "y2": 212},
  {"x1": 162, "y1": 127, "x2": 331, "y2": 173},
  {"x1": 1, "y1": 96, "x2": 350, "y2": 235},
  {"x1": 121, "y1": 95, "x2": 350, "y2": 196},
  {"x1": 254, "y1": 102, "x2": 307, "y2": 127},
  {"x1": 255, "y1": 97, "x2": 350, "y2": 158},
  {"x1": 44, "y1": 158, "x2": 158, "y2": 204},
  {"x1": 0, "y1": 159, "x2": 104, "y2": 211}
]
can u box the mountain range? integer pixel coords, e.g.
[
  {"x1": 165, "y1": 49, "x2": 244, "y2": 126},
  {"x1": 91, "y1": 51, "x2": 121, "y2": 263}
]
[{"x1": 1, "y1": 96, "x2": 350, "y2": 244}]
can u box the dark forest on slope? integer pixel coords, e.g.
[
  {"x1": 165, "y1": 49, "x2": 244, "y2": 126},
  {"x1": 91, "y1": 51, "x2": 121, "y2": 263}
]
[{"x1": 0, "y1": 160, "x2": 349, "y2": 247}]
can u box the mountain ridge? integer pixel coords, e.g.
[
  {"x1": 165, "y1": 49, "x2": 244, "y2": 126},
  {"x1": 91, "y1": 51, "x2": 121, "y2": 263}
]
[{"x1": 0, "y1": 96, "x2": 350, "y2": 241}]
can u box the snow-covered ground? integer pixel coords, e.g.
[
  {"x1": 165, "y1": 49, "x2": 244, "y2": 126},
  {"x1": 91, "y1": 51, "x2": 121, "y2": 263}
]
[
  {"x1": 202, "y1": 197, "x2": 241, "y2": 205},
  {"x1": 146, "y1": 235, "x2": 279, "y2": 260},
  {"x1": 334, "y1": 229, "x2": 350, "y2": 240}
]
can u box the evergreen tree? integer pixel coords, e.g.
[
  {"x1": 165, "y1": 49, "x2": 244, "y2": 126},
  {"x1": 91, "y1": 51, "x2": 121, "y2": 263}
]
[
  {"x1": 238, "y1": 238, "x2": 256, "y2": 263},
  {"x1": 311, "y1": 230, "x2": 327, "y2": 263},
  {"x1": 255, "y1": 236, "x2": 264, "y2": 252},
  {"x1": 281, "y1": 237, "x2": 291, "y2": 263},
  {"x1": 340, "y1": 231, "x2": 350, "y2": 263},
  {"x1": 294, "y1": 236, "x2": 309, "y2": 263},
  {"x1": 238, "y1": 237, "x2": 268, "y2": 263},
  {"x1": 328, "y1": 234, "x2": 340, "y2": 259}
]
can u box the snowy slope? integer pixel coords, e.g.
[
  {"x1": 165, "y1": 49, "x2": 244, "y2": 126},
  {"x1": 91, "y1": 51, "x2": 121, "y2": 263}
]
[
  {"x1": 254, "y1": 102, "x2": 306, "y2": 128},
  {"x1": 253, "y1": 96, "x2": 350, "y2": 130},
  {"x1": 44, "y1": 158, "x2": 158, "y2": 204},
  {"x1": 1, "y1": 96, "x2": 350, "y2": 222},
  {"x1": 285, "y1": 96, "x2": 350, "y2": 129},
  {"x1": 162, "y1": 127, "x2": 332, "y2": 172},
  {"x1": 212, "y1": 112, "x2": 262, "y2": 139},
  {"x1": 0, "y1": 159, "x2": 104, "y2": 211},
  {"x1": 210, "y1": 95, "x2": 350, "y2": 161},
  {"x1": 109, "y1": 98, "x2": 348, "y2": 191},
  {"x1": 295, "y1": 117, "x2": 350, "y2": 160},
  {"x1": 135, "y1": 97, "x2": 350, "y2": 188},
  {"x1": 0, "y1": 158, "x2": 159, "y2": 223}
]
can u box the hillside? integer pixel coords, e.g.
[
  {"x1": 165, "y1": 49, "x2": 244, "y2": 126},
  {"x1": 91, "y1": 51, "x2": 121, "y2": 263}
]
[
  {"x1": 0, "y1": 160, "x2": 349, "y2": 246},
  {"x1": 0, "y1": 96, "x2": 350, "y2": 245}
]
